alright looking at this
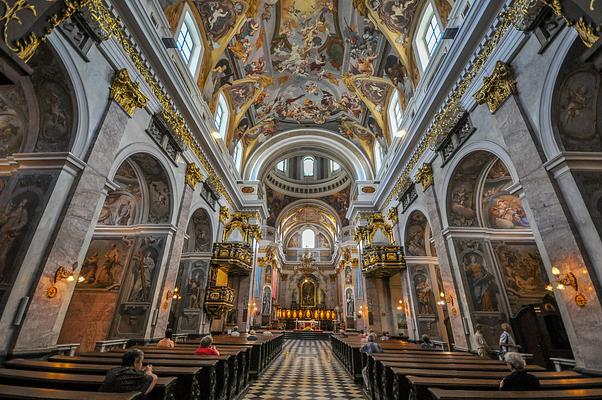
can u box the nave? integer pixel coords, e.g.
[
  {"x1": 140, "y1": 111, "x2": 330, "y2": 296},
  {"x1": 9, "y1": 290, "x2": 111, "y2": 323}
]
[{"x1": 244, "y1": 340, "x2": 364, "y2": 400}]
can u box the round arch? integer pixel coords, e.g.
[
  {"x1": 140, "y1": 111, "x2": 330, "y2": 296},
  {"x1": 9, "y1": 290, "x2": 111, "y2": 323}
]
[
  {"x1": 108, "y1": 143, "x2": 180, "y2": 226},
  {"x1": 245, "y1": 128, "x2": 374, "y2": 181},
  {"x1": 400, "y1": 205, "x2": 435, "y2": 257}
]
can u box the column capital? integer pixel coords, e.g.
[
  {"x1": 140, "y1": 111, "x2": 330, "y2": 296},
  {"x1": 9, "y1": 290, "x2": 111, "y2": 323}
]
[
  {"x1": 474, "y1": 61, "x2": 517, "y2": 113},
  {"x1": 110, "y1": 68, "x2": 149, "y2": 116},
  {"x1": 414, "y1": 163, "x2": 434, "y2": 191},
  {"x1": 185, "y1": 163, "x2": 204, "y2": 189}
]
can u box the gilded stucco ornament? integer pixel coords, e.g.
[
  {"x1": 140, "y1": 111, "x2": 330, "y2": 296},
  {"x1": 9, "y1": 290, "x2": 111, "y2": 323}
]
[
  {"x1": 388, "y1": 207, "x2": 399, "y2": 225},
  {"x1": 185, "y1": 163, "x2": 204, "y2": 189},
  {"x1": 474, "y1": 61, "x2": 517, "y2": 113},
  {"x1": 542, "y1": 0, "x2": 600, "y2": 48},
  {"x1": 219, "y1": 206, "x2": 230, "y2": 224},
  {"x1": 414, "y1": 163, "x2": 434, "y2": 191},
  {"x1": 110, "y1": 68, "x2": 149, "y2": 117}
]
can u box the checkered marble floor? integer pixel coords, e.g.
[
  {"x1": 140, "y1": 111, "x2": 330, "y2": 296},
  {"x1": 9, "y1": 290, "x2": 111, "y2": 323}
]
[{"x1": 243, "y1": 339, "x2": 365, "y2": 400}]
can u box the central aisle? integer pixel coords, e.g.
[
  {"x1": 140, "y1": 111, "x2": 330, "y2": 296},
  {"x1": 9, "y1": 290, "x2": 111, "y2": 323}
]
[{"x1": 243, "y1": 339, "x2": 366, "y2": 400}]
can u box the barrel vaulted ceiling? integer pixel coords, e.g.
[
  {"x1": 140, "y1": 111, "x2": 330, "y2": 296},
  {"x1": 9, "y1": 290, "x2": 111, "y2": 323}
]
[{"x1": 161, "y1": 0, "x2": 454, "y2": 169}]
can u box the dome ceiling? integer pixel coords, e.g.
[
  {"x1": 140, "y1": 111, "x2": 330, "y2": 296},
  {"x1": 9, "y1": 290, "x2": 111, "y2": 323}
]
[{"x1": 161, "y1": 0, "x2": 453, "y2": 165}]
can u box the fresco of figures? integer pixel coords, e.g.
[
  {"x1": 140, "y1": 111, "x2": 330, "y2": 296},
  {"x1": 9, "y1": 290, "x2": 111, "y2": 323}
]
[
  {"x1": 405, "y1": 210, "x2": 428, "y2": 256},
  {"x1": 98, "y1": 161, "x2": 141, "y2": 226},
  {"x1": 493, "y1": 243, "x2": 550, "y2": 314},
  {"x1": 455, "y1": 240, "x2": 500, "y2": 313},
  {"x1": 78, "y1": 239, "x2": 132, "y2": 289},
  {"x1": 482, "y1": 160, "x2": 529, "y2": 229},
  {"x1": 411, "y1": 265, "x2": 436, "y2": 315},
  {"x1": 186, "y1": 208, "x2": 213, "y2": 252}
]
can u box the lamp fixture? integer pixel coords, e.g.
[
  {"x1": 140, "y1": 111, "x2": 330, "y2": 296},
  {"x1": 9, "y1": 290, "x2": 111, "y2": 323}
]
[
  {"x1": 47, "y1": 262, "x2": 81, "y2": 298},
  {"x1": 167, "y1": 287, "x2": 182, "y2": 301},
  {"x1": 437, "y1": 291, "x2": 454, "y2": 307},
  {"x1": 546, "y1": 266, "x2": 587, "y2": 307}
]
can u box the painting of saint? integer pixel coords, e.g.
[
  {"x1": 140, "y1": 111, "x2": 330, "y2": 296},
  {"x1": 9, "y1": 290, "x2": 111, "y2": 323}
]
[
  {"x1": 301, "y1": 280, "x2": 316, "y2": 308},
  {"x1": 463, "y1": 253, "x2": 499, "y2": 312},
  {"x1": 0, "y1": 197, "x2": 30, "y2": 282},
  {"x1": 265, "y1": 265, "x2": 272, "y2": 284},
  {"x1": 486, "y1": 195, "x2": 529, "y2": 229},
  {"x1": 128, "y1": 249, "x2": 157, "y2": 302},
  {"x1": 413, "y1": 268, "x2": 435, "y2": 315},
  {"x1": 262, "y1": 287, "x2": 272, "y2": 315},
  {"x1": 345, "y1": 287, "x2": 354, "y2": 317},
  {"x1": 344, "y1": 266, "x2": 352, "y2": 285},
  {"x1": 405, "y1": 211, "x2": 427, "y2": 256},
  {"x1": 186, "y1": 269, "x2": 203, "y2": 309}
]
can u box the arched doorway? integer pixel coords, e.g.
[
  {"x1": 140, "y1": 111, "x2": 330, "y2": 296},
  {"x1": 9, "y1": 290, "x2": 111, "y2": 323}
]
[{"x1": 59, "y1": 153, "x2": 173, "y2": 351}]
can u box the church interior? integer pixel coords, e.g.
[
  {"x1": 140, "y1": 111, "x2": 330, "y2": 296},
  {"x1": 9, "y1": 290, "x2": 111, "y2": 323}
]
[{"x1": 1, "y1": 0, "x2": 602, "y2": 399}]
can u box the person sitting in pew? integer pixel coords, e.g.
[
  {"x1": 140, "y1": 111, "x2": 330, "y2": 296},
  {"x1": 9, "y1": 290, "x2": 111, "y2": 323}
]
[
  {"x1": 380, "y1": 331, "x2": 390, "y2": 341},
  {"x1": 499, "y1": 352, "x2": 540, "y2": 391},
  {"x1": 360, "y1": 333, "x2": 383, "y2": 354},
  {"x1": 99, "y1": 348, "x2": 158, "y2": 398},
  {"x1": 247, "y1": 330, "x2": 258, "y2": 341},
  {"x1": 157, "y1": 329, "x2": 175, "y2": 349},
  {"x1": 421, "y1": 334, "x2": 435, "y2": 350},
  {"x1": 195, "y1": 335, "x2": 220, "y2": 356},
  {"x1": 230, "y1": 326, "x2": 241, "y2": 337}
]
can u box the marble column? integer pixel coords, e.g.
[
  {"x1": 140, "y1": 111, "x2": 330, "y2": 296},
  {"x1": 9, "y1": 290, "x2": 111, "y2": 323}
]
[
  {"x1": 493, "y1": 95, "x2": 602, "y2": 372},
  {"x1": 152, "y1": 184, "x2": 194, "y2": 338},
  {"x1": 236, "y1": 274, "x2": 251, "y2": 331},
  {"x1": 13, "y1": 99, "x2": 133, "y2": 352},
  {"x1": 364, "y1": 276, "x2": 393, "y2": 333},
  {"x1": 421, "y1": 185, "x2": 469, "y2": 350}
]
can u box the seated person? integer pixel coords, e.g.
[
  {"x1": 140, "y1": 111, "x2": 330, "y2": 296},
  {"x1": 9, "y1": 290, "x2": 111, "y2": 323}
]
[
  {"x1": 230, "y1": 326, "x2": 241, "y2": 337},
  {"x1": 247, "y1": 330, "x2": 258, "y2": 341},
  {"x1": 195, "y1": 335, "x2": 220, "y2": 356},
  {"x1": 380, "y1": 331, "x2": 390, "y2": 341},
  {"x1": 420, "y1": 334, "x2": 434, "y2": 350},
  {"x1": 499, "y1": 352, "x2": 540, "y2": 391},
  {"x1": 99, "y1": 349, "x2": 157, "y2": 397},
  {"x1": 262, "y1": 330, "x2": 273, "y2": 337},
  {"x1": 157, "y1": 329, "x2": 175, "y2": 348},
  {"x1": 360, "y1": 333, "x2": 383, "y2": 354}
]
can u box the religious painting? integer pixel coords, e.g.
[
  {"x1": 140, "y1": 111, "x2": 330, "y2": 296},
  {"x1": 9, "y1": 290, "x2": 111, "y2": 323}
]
[
  {"x1": 98, "y1": 161, "x2": 140, "y2": 226},
  {"x1": 78, "y1": 238, "x2": 132, "y2": 289},
  {"x1": 301, "y1": 280, "x2": 316, "y2": 308},
  {"x1": 223, "y1": 81, "x2": 256, "y2": 113},
  {"x1": 254, "y1": 265, "x2": 263, "y2": 298},
  {"x1": 265, "y1": 265, "x2": 272, "y2": 284},
  {"x1": 0, "y1": 82, "x2": 28, "y2": 158},
  {"x1": 493, "y1": 242, "x2": 550, "y2": 315},
  {"x1": 355, "y1": 268, "x2": 364, "y2": 300},
  {"x1": 184, "y1": 262, "x2": 208, "y2": 309},
  {"x1": 346, "y1": 17, "x2": 382, "y2": 76},
  {"x1": 345, "y1": 287, "x2": 355, "y2": 317},
  {"x1": 447, "y1": 151, "x2": 492, "y2": 227},
  {"x1": 126, "y1": 236, "x2": 165, "y2": 303},
  {"x1": 344, "y1": 265, "x2": 352, "y2": 286},
  {"x1": 131, "y1": 154, "x2": 171, "y2": 224},
  {"x1": 482, "y1": 160, "x2": 529, "y2": 229},
  {"x1": 411, "y1": 265, "x2": 435, "y2": 315},
  {"x1": 384, "y1": 53, "x2": 414, "y2": 109},
  {"x1": 369, "y1": 0, "x2": 421, "y2": 43},
  {"x1": 207, "y1": 58, "x2": 235, "y2": 98},
  {"x1": 405, "y1": 211, "x2": 428, "y2": 256},
  {"x1": 196, "y1": 0, "x2": 245, "y2": 44},
  {"x1": 573, "y1": 171, "x2": 602, "y2": 242},
  {"x1": 262, "y1": 286, "x2": 272, "y2": 315},
  {"x1": 317, "y1": 232, "x2": 330, "y2": 248},
  {"x1": 456, "y1": 240, "x2": 500, "y2": 312},
  {"x1": 287, "y1": 233, "x2": 300, "y2": 248},
  {"x1": 188, "y1": 208, "x2": 212, "y2": 252}
]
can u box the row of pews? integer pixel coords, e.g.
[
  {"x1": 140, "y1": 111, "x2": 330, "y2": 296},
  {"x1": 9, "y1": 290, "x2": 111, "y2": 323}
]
[
  {"x1": 331, "y1": 334, "x2": 602, "y2": 400},
  {"x1": 0, "y1": 333, "x2": 283, "y2": 400}
]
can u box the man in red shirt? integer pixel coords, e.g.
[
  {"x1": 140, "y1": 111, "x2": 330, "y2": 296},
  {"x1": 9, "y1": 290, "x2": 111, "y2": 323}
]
[{"x1": 195, "y1": 335, "x2": 220, "y2": 356}]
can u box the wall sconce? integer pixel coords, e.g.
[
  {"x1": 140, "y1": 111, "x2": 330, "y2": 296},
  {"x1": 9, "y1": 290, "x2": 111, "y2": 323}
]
[
  {"x1": 396, "y1": 299, "x2": 403, "y2": 310},
  {"x1": 546, "y1": 266, "x2": 587, "y2": 307},
  {"x1": 47, "y1": 263, "x2": 83, "y2": 298},
  {"x1": 167, "y1": 287, "x2": 182, "y2": 301},
  {"x1": 437, "y1": 291, "x2": 454, "y2": 307}
]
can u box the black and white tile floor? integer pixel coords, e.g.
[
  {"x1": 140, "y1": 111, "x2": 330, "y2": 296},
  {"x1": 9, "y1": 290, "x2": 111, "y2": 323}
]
[{"x1": 243, "y1": 339, "x2": 365, "y2": 400}]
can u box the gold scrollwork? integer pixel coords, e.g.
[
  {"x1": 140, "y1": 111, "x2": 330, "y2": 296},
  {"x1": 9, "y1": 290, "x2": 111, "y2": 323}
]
[
  {"x1": 110, "y1": 68, "x2": 149, "y2": 117},
  {"x1": 414, "y1": 163, "x2": 434, "y2": 191},
  {"x1": 474, "y1": 61, "x2": 517, "y2": 113},
  {"x1": 185, "y1": 163, "x2": 204, "y2": 189},
  {"x1": 388, "y1": 207, "x2": 399, "y2": 225},
  {"x1": 574, "y1": 17, "x2": 600, "y2": 48}
]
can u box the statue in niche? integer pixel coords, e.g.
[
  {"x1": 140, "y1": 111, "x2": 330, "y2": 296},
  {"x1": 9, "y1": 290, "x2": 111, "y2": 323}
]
[
  {"x1": 414, "y1": 272, "x2": 434, "y2": 315},
  {"x1": 463, "y1": 253, "x2": 499, "y2": 312},
  {"x1": 265, "y1": 265, "x2": 272, "y2": 284},
  {"x1": 344, "y1": 265, "x2": 352, "y2": 285},
  {"x1": 345, "y1": 288, "x2": 354, "y2": 317},
  {"x1": 129, "y1": 250, "x2": 156, "y2": 302},
  {"x1": 0, "y1": 199, "x2": 29, "y2": 281}
]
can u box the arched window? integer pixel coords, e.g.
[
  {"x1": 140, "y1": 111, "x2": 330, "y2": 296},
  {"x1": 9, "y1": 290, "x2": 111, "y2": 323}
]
[
  {"x1": 388, "y1": 90, "x2": 404, "y2": 137},
  {"x1": 301, "y1": 229, "x2": 315, "y2": 248},
  {"x1": 303, "y1": 156, "x2": 315, "y2": 177},
  {"x1": 414, "y1": 3, "x2": 442, "y2": 71},
  {"x1": 215, "y1": 93, "x2": 230, "y2": 140},
  {"x1": 375, "y1": 141, "x2": 384, "y2": 172},
  {"x1": 233, "y1": 140, "x2": 243, "y2": 172},
  {"x1": 330, "y1": 160, "x2": 340, "y2": 173},
  {"x1": 176, "y1": 12, "x2": 202, "y2": 75},
  {"x1": 276, "y1": 159, "x2": 287, "y2": 173}
]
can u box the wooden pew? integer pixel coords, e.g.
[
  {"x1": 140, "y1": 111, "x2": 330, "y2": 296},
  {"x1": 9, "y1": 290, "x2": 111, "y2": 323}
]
[
  {"x1": 428, "y1": 387, "x2": 602, "y2": 399},
  {"x1": 0, "y1": 384, "x2": 140, "y2": 399},
  {"x1": 76, "y1": 352, "x2": 231, "y2": 400},
  {"x1": 0, "y1": 368, "x2": 176, "y2": 400},
  {"x1": 390, "y1": 368, "x2": 584, "y2": 400},
  {"x1": 408, "y1": 376, "x2": 602, "y2": 400},
  {"x1": 7, "y1": 359, "x2": 211, "y2": 400}
]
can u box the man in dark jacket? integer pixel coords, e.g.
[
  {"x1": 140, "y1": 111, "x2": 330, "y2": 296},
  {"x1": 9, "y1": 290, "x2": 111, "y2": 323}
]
[{"x1": 100, "y1": 348, "x2": 158, "y2": 397}]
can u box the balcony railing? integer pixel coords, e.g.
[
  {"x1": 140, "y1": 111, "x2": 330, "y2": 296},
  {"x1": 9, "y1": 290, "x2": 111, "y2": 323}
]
[
  {"x1": 361, "y1": 245, "x2": 406, "y2": 277},
  {"x1": 211, "y1": 242, "x2": 254, "y2": 274},
  {"x1": 204, "y1": 286, "x2": 235, "y2": 319}
]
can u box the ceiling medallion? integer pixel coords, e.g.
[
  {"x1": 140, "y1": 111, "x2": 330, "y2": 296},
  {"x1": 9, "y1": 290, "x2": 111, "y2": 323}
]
[
  {"x1": 241, "y1": 186, "x2": 255, "y2": 193},
  {"x1": 362, "y1": 186, "x2": 376, "y2": 193}
]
